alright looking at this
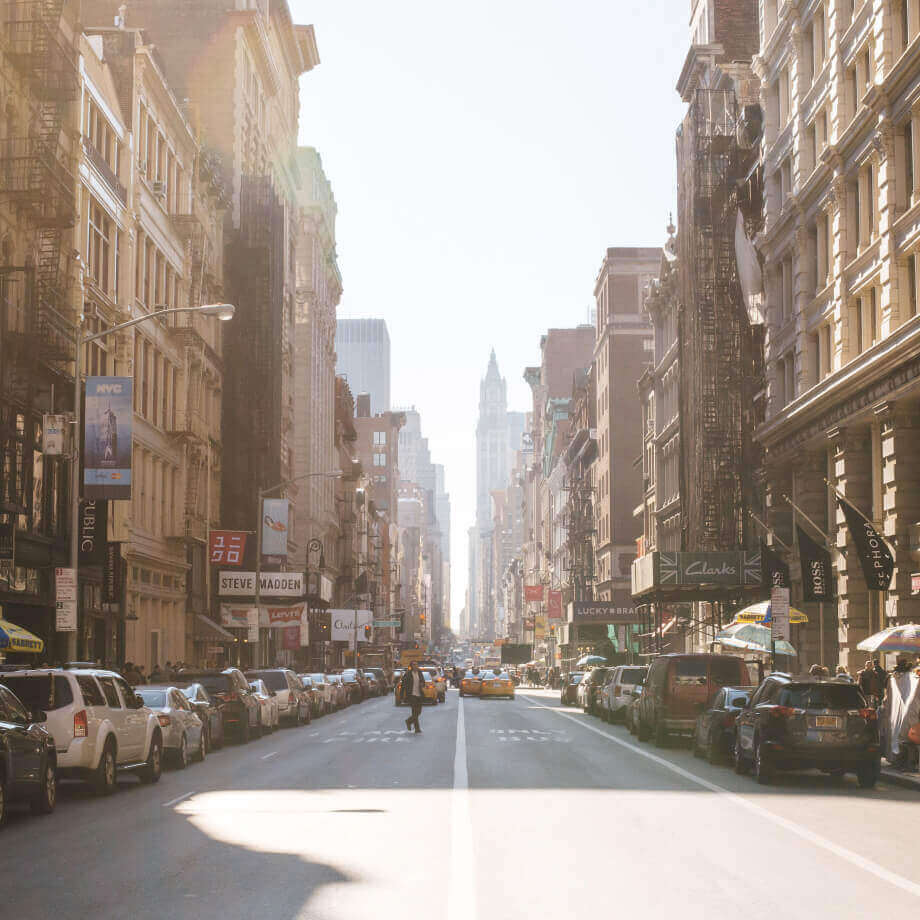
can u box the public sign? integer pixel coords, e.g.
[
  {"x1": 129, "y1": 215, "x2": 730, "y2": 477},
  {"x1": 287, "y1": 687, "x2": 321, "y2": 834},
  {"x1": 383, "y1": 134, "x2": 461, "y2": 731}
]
[
  {"x1": 84, "y1": 377, "x2": 133, "y2": 500},
  {"x1": 547, "y1": 590, "x2": 563, "y2": 619},
  {"x1": 55, "y1": 567, "x2": 77, "y2": 632},
  {"x1": 79, "y1": 499, "x2": 107, "y2": 566},
  {"x1": 247, "y1": 607, "x2": 259, "y2": 644},
  {"x1": 0, "y1": 521, "x2": 14, "y2": 562},
  {"x1": 761, "y1": 541, "x2": 790, "y2": 588},
  {"x1": 837, "y1": 496, "x2": 894, "y2": 591},
  {"x1": 534, "y1": 614, "x2": 547, "y2": 640},
  {"x1": 632, "y1": 551, "x2": 763, "y2": 595},
  {"x1": 42, "y1": 414, "x2": 67, "y2": 455},
  {"x1": 770, "y1": 586, "x2": 791, "y2": 642},
  {"x1": 209, "y1": 530, "x2": 247, "y2": 567},
  {"x1": 570, "y1": 592, "x2": 641, "y2": 624},
  {"x1": 261, "y1": 498, "x2": 289, "y2": 562},
  {"x1": 796, "y1": 526, "x2": 834, "y2": 602},
  {"x1": 330, "y1": 608, "x2": 373, "y2": 646},
  {"x1": 218, "y1": 571, "x2": 304, "y2": 597},
  {"x1": 524, "y1": 585, "x2": 544, "y2": 602},
  {"x1": 103, "y1": 542, "x2": 123, "y2": 604},
  {"x1": 220, "y1": 602, "x2": 306, "y2": 629}
]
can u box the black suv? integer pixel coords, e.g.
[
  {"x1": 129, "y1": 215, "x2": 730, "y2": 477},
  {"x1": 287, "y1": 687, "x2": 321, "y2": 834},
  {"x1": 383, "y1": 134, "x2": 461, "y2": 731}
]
[
  {"x1": 174, "y1": 668, "x2": 260, "y2": 743},
  {"x1": 733, "y1": 674, "x2": 880, "y2": 787}
]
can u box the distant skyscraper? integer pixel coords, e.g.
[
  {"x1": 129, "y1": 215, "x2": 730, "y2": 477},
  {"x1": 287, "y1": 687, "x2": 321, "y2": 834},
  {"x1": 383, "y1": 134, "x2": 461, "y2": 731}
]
[{"x1": 335, "y1": 318, "x2": 391, "y2": 414}]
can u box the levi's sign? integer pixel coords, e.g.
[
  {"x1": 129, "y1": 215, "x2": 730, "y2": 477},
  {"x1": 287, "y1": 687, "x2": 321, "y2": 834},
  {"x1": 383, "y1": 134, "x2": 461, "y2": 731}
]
[{"x1": 218, "y1": 571, "x2": 304, "y2": 597}]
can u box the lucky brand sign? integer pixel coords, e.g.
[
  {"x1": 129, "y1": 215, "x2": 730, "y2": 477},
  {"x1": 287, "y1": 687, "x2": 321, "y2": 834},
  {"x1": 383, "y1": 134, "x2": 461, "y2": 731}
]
[{"x1": 84, "y1": 377, "x2": 133, "y2": 500}]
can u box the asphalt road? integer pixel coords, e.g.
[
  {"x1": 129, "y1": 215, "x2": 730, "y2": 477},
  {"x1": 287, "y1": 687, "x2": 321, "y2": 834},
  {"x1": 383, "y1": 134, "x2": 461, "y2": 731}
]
[{"x1": 3, "y1": 688, "x2": 920, "y2": 919}]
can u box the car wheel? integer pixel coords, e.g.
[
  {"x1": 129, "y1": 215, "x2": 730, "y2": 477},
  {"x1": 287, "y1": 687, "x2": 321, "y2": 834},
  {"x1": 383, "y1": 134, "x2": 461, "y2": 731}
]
[
  {"x1": 197, "y1": 730, "x2": 207, "y2": 763},
  {"x1": 31, "y1": 759, "x2": 57, "y2": 816},
  {"x1": 176, "y1": 734, "x2": 190, "y2": 770},
  {"x1": 139, "y1": 735, "x2": 162, "y2": 784},
  {"x1": 253, "y1": 716, "x2": 263, "y2": 739},
  {"x1": 706, "y1": 731, "x2": 720, "y2": 765},
  {"x1": 637, "y1": 717, "x2": 650, "y2": 742},
  {"x1": 240, "y1": 717, "x2": 251, "y2": 745},
  {"x1": 654, "y1": 718, "x2": 668, "y2": 748},
  {"x1": 827, "y1": 768, "x2": 845, "y2": 784},
  {"x1": 753, "y1": 740, "x2": 772, "y2": 785},
  {"x1": 857, "y1": 764, "x2": 877, "y2": 789},
  {"x1": 692, "y1": 729, "x2": 702, "y2": 758},
  {"x1": 733, "y1": 738, "x2": 749, "y2": 775},
  {"x1": 93, "y1": 740, "x2": 118, "y2": 796}
]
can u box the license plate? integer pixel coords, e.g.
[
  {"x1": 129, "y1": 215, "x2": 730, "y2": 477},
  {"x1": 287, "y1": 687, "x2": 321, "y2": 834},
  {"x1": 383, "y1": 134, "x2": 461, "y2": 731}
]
[
  {"x1": 815, "y1": 715, "x2": 842, "y2": 729},
  {"x1": 492, "y1": 681, "x2": 500, "y2": 687}
]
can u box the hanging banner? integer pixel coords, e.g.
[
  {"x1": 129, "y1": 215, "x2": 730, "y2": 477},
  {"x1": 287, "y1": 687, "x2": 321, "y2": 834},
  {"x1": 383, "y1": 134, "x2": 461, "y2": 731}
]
[
  {"x1": 547, "y1": 590, "x2": 563, "y2": 619},
  {"x1": 299, "y1": 608, "x2": 310, "y2": 647},
  {"x1": 103, "y1": 542, "x2": 123, "y2": 604},
  {"x1": 282, "y1": 625, "x2": 300, "y2": 650},
  {"x1": 209, "y1": 530, "x2": 247, "y2": 566},
  {"x1": 761, "y1": 541, "x2": 790, "y2": 589},
  {"x1": 79, "y1": 500, "x2": 108, "y2": 566},
  {"x1": 837, "y1": 496, "x2": 894, "y2": 591},
  {"x1": 534, "y1": 614, "x2": 547, "y2": 640},
  {"x1": 84, "y1": 377, "x2": 133, "y2": 500},
  {"x1": 261, "y1": 498, "x2": 289, "y2": 563},
  {"x1": 0, "y1": 521, "x2": 14, "y2": 562},
  {"x1": 219, "y1": 602, "x2": 305, "y2": 628},
  {"x1": 524, "y1": 585, "x2": 544, "y2": 602},
  {"x1": 796, "y1": 526, "x2": 835, "y2": 602},
  {"x1": 42, "y1": 414, "x2": 67, "y2": 456}
]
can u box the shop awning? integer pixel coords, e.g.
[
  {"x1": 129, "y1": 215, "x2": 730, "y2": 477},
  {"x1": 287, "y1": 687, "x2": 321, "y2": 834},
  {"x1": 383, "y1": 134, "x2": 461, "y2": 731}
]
[
  {"x1": 195, "y1": 614, "x2": 235, "y2": 642},
  {"x1": 0, "y1": 618, "x2": 44, "y2": 654}
]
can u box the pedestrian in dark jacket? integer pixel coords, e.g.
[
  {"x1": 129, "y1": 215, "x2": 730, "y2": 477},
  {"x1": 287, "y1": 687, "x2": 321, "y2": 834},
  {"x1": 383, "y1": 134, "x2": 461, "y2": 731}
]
[{"x1": 400, "y1": 662, "x2": 425, "y2": 734}]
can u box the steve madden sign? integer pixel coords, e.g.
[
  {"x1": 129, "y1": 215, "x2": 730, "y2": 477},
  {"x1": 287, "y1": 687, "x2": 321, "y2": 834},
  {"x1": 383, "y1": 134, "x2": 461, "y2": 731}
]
[{"x1": 218, "y1": 571, "x2": 305, "y2": 597}]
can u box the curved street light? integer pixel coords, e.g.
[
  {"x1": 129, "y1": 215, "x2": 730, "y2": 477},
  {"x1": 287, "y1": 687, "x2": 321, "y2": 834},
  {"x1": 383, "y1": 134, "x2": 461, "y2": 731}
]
[{"x1": 67, "y1": 303, "x2": 235, "y2": 657}]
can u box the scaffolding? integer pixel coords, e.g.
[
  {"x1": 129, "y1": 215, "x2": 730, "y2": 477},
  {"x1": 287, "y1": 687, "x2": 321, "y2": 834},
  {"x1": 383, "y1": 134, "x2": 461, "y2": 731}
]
[{"x1": 677, "y1": 88, "x2": 762, "y2": 553}]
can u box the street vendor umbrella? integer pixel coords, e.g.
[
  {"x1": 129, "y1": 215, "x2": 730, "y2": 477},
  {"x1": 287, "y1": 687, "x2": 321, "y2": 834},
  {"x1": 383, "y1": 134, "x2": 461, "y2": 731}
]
[
  {"x1": 576, "y1": 654, "x2": 607, "y2": 667},
  {"x1": 0, "y1": 618, "x2": 44, "y2": 654},
  {"x1": 734, "y1": 600, "x2": 808, "y2": 625},
  {"x1": 715, "y1": 622, "x2": 797, "y2": 657},
  {"x1": 857, "y1": 623, "x2": 920, "y2": 654}
]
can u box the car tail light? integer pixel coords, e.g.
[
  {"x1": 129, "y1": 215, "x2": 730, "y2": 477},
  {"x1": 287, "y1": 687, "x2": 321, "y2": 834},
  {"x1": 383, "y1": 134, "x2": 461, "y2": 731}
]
[
  {"x1": 771, "y1": 706, "x2": 796, "y2": 719},
  {"x1": 858, "y1": 708, "x2": 877, "y2": 721},
  {"x1": 157, "y1": 714, "x2": 171, "y2": 727},
  {"x1": 74, "y1": 709, "x2": 88, "y2": 738}
]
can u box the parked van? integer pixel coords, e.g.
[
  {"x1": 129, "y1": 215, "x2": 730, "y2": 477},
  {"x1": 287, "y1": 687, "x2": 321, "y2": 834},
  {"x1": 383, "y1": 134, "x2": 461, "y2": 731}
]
[{"x1": 637, "y1": 654, "x2": 754, "y2": 746}]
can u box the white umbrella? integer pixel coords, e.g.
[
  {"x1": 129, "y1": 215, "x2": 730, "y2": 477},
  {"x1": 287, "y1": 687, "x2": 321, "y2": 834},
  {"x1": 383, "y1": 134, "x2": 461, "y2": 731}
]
[{"x1": 857, "y1": 623, "x2": 920, "y2": 654}]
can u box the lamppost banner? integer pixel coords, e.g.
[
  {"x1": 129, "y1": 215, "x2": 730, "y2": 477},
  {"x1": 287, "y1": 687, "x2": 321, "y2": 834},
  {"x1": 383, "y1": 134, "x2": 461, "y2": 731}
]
[
  {"x1": 79, "y1": 500, "x2": 107, "y2": 566},
  {"x1": 796, "y1": 526, "x2": 835, "y2": 602},
  {"x1": 84, "y1": 377, "x2": 133, "y2": 500},
  {"x1": 261, "y1": 498, "x2": 289, "y2": 562},
  {"x1": 837, "y1": 496, "x2": 894, "y2": 591}
]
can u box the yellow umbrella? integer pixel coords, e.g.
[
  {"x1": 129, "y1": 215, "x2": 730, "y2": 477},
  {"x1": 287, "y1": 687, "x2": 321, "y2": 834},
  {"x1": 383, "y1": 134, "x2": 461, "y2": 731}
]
[
  {"x1": 734, "y1": 600, "x2": 808, "y2": 625},
  {"x1": 0, "y1": 618, "x2": 45, "y2": 654}
]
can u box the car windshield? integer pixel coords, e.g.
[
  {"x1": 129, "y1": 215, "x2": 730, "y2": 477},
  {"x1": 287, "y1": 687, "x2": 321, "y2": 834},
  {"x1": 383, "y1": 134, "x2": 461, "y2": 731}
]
[
  {"x1": 137, "y1": 689, "x2": 168, "y2": 707},
  {"x1": 310, "y1": 674, "x2": 325, "y2": 683},
  {"x1": 1, "y1": 675, "x2": 74, "y2": 711},
  {"x1": 569, "y1": 674, "x2": 583, "y2": 684},
  {"x1": 619, "y1": 669, "x2": 646, "y2": 685},
  {"x1": 779, "y1": 684, "x2": 865, "y2": 710},
  {"x1": 464, "y1": 671, "x2": 479, "y2": 679},
  {"x1": 248, "y1": 671, "x2": 288, "y2": 691},
  {"x1": 194, "y1": 676, "x2": 231, "y2": 695}
]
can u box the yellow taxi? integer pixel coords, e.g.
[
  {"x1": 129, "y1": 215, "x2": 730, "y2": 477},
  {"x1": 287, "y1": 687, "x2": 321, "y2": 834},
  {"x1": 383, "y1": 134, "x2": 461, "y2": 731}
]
[
  {"x1": 394, "y1": 669, "x2": 438, "y2": 706},
  {"x1": 479, "y1": 670, "x2": 515, "y2": 700},
  {"x1": 459, "y1": 669, "x2": 482, "y2": 697},
  {"x1": 421, "y1": 666, "x2": 447, "y2": 703}
]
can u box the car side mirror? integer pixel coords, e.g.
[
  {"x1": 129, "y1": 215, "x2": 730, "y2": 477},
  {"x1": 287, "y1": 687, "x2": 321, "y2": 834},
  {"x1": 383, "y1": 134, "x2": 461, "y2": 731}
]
[{"x1": 30, "y1": 709, "x2": 47, "y2": 723}]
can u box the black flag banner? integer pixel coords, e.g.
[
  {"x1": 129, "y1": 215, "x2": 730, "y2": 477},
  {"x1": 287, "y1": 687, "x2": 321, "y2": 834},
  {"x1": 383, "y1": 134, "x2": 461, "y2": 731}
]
[
  {"x1": 837, "y1": 496, "x2": 894, "y2": 591},
  {"x1": 761, "y1": 541, "x2": 790, "y2": 588},
  {"x1": 797, "y1": 526, "x2": 835, "y2": 602}
]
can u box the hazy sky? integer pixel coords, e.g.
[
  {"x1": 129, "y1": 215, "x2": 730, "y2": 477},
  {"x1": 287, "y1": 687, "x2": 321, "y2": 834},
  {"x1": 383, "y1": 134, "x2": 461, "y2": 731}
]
[{"x1": 292, "y1": 0, "x2": 689, "y2": 627}]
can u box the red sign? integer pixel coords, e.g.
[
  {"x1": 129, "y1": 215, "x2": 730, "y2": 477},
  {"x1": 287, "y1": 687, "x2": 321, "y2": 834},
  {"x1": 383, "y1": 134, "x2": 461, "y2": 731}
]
[
  {"x1": 547, "y1": 590, "x2": 563, "y2": 619},
  {"x1": 524, "y1": 618, "x2": 535, "y2": 630},
  {"x1": 524, "y1": 585, "x2": 544, "y2": 602},
  {"x1": 281, "y1": 625, "x2": 300, "y2": 650},
  {"x1": 209, "y1": 530, "x2": 247, "y2": 566}
]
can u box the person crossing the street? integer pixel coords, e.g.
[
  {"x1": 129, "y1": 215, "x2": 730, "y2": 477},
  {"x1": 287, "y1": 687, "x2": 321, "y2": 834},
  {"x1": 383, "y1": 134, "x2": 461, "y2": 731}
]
[{"x1": 400, "y1": 661, "x2": 425, "y2": 734}]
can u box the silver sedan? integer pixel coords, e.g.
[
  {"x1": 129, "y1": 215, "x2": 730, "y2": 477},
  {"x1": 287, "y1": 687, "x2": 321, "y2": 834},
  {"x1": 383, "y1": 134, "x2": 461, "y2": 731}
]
[{"x1": 136, "y1": 685, "x2": 205, "y2": 768}]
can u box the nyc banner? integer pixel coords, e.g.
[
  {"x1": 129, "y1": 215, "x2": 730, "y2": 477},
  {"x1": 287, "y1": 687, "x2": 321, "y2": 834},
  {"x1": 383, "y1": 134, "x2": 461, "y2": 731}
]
[{"x1": 84, "y1": 377, "x2": 133, "y2": 500}]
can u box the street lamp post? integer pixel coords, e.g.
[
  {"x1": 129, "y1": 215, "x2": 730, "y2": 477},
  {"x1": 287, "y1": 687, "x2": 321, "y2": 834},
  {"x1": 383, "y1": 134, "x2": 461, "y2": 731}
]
[
  {"x1": 254, "y1": 471, "x2": 341, "y2": 667},
  {"x1": 68, "y1": 303, "x2": 235, "y2": 657},
  {"x1": 305, "y1": 538, "x2": 324, "y2": 669}
]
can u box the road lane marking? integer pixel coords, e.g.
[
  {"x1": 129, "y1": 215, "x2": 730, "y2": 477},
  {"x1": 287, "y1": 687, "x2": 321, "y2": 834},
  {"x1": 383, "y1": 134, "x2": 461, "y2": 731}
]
[
  {"x1": 527, "y1": 694, "x2": 920, "y2": 900},
  {"x1": 161, "y1": 791, "x2": 195, "y2": 807},
  {"x1": 261, "y1": 751, "x2": 279, "y2": 760},
  {"x1": 448, "y1": 695, "x2": 476, "y2": 920}
]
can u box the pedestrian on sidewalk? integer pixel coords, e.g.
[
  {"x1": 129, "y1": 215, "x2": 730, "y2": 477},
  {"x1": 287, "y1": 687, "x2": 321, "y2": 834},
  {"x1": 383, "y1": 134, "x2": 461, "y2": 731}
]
[{"x1": 400, "y1": 661, "x2": 425, "y2": 734}]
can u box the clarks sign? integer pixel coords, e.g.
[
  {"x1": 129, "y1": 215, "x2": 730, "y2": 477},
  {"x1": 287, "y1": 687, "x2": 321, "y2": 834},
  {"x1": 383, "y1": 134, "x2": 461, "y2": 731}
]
[{"x1": 632, "y1": 551, "x2": 763, "y2": 596}]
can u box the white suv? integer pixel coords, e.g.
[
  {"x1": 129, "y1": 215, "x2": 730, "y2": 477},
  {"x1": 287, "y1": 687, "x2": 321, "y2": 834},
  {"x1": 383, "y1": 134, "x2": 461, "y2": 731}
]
[
  {"x1": 1, "y1": 668, "x2": 164, "y2": 794},
  {"x1": 245, "y1": 669, "x2": 310, "y2": 725}
]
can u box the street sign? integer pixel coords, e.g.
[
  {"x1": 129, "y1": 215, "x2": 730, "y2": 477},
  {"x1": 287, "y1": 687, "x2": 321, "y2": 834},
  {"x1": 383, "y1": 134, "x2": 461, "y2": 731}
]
[
  {"x1": 42, "y1": 414, "x2": 67, "y2": 455},
  {"x1": 247, "y1": 607, "x2": 259, "y2": 644},
  {"x1": 373, "y1": 619, "x2": 401, "y2": 628},
  {"x1": 55, "y1": 567, "x2": 78, "y2": 631},
  {"x1": 771, "y1": 586, "x2": 790, "y2": 642}
]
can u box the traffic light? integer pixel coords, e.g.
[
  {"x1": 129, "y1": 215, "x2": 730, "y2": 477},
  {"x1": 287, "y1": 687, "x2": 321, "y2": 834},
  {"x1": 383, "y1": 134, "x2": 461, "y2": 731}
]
[
  {"x1": 420, "y1": 613, "x2": 426, "y2": 625},
  {"x1": 364, "y1": 624, "x2": 372, "y2": 640}
]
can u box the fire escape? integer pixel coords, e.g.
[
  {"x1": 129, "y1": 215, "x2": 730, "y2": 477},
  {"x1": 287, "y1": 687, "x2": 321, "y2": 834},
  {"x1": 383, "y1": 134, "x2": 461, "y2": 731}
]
[{"x1": 1, "y1": 0, "x2": 79, "y2": 365}]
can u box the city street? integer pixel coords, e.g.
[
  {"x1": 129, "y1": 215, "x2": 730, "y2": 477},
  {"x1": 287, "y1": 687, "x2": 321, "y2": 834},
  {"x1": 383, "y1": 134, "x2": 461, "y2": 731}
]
[{"x1": 2, "y1": 688, "x2": 919, "y2": 919}]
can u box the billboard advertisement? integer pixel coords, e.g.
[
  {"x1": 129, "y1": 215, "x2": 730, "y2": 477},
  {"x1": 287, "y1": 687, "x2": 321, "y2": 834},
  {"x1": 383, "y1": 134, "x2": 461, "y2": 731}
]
[
  {"x1": 209, "y1": 530, "x2": 247, "y2": 567},
  {"x1": 84, "y1": 377, "x2": 133, "y2": 500},
  {"x1": 330, "y1": 608, "x2": 373, "y2": 647},
  {"x1": 261, "y1": 498, "x2": 289, "y2": 563}
]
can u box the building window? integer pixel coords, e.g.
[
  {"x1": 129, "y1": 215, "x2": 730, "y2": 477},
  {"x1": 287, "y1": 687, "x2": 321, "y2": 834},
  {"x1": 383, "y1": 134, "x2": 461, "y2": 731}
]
[
  {"x1": 373, "y1": 431, "x2": 386, "y2": 445},
  {"x1": 86, "y1": 199, "x2": 111, "y2": 293},
  {"x1": 373, "y1": 452, "x2": 386, "y2": 467},
  {"x1": 909, "y1": 254, "x2": 918, "y2": 317}
]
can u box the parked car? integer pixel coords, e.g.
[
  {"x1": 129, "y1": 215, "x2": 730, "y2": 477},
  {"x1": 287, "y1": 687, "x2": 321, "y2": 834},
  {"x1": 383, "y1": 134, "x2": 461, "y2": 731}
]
[
  {"x1": 364, "y1": 673, "x2": 381, "y2": 697},
  {"x1": 733, "y1": 675, "x2": 880, "y2": 787},
  {"x1": 479, "y1": 670, "x2": 515, "y2": 699},
  {"x1": 625, "y1": 683, "x2": 645, "y2": 735},
  {"x1": 135, "y1": 686, "x2": 206, "y2": 768},
  {"x1": 578, "y1": 667, "x2": 611, "y2": 715},
  {"x1": 637, "y1": 654, "x2": 754, "y2": 746},
  {"x1": 0, "y1": 683, "x2": 57, "y2": 826},
  {"x1": 692, "y1": 686, "x2": 752, "y2": 763},
  {"x1": 0, "y1": 668, "x2": 163, "y2": 794},
  {"x1": 341, "y1": 669, "x2": 363, "y2": 704},
  {"x1": 179, "y1": 682, "x2": 225, "y2": 752},
  {"x1": 601, "y1": 666, "x2": 648, "y2": 723},
  {"x1": 248, "y1": 680, "x2": 280, "y2": 733},
  {"x1": 303, "y1": 674, "x2": 333, "y2": 714},
  {"x1": 176, "y1": 669, "x2": 260, "y2": 743},
  {"x1": 326, "y1": 674, "x2": 348, "y2": 709},
  {"x1": 245, "y1": 669, "x2": 310, "y2": 726},
  {"x1": 298, "y1": 675, "x2": 322, "y2": 717},
  {"x1": 560, "y1": 672, "x2": 584, "y2": 706},
  {"x1": 595, "y1": 669, "x2": 620, "y2": 721},
  {"x1": 459, "y1": 670, "x2": 482, "y2": 698},
  {"x1": 364, "y1": 667, "x2": 390, "y2": 694}
]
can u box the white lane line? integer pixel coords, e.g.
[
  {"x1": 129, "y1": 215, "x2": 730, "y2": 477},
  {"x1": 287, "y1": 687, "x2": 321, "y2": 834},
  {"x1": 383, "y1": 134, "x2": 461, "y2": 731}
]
[
  {"x1": 261, "y1": 751, "x2": 279, "y2": 760},
  {"x1": 161, "y1": 791, "x2": 195, "y2": 808},
  {"x1": 448, "y1": 695, "x2": 476, "y2": 920},
  {"x1": 527, "y1": 695, "x2": 920, "y2": 900}
]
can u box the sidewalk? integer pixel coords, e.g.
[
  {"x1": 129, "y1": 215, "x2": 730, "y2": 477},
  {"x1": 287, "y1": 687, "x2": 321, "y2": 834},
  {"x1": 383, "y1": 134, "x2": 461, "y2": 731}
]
[{"x1": 879, "y1": 761, "x2": 920, "y2": 792}]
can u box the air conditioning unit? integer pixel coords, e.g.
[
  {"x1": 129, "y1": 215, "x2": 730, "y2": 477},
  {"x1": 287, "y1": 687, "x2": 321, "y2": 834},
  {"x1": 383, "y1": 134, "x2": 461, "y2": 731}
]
[{"x1": 152, "y1": 181, "x2": 166, "y2": 198}]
